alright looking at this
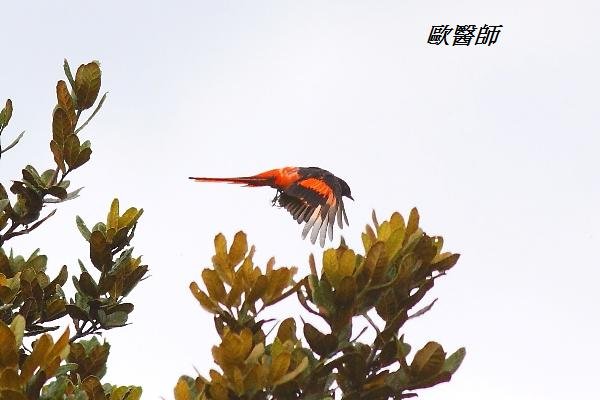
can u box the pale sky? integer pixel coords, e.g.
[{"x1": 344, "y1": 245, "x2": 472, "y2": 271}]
[{"x1": 1, "y1": 1, "x2": 599, "y2": 399}]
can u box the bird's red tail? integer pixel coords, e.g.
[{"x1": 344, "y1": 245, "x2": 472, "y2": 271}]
[
  {"x1": 190, "y1": 167, "x2": 300, "y2": 189},
  {"x1": 188, "y1": 175, "x2": 272, "y2": 187}
]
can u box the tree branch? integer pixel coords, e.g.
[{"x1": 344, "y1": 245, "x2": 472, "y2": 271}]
[{"x1": 0, "y1": 209, "x2": 56, "y2": 245}]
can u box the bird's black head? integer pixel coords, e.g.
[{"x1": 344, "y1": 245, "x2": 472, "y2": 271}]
[{"x1": 339, "y1": 178, "x2": 354, "y2": 200}]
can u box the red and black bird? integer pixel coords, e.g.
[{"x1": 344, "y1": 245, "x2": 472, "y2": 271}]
[{"x1": 189, "y1": 166, "x2": 353, "y2": 246}]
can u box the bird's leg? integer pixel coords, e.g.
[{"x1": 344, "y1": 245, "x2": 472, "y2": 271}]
[{"x1": 271, "y1": 190, "x2": 282, "y2": 206}]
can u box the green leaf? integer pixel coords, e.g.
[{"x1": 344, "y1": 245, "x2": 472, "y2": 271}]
[
  {"x1": 73, "y1": 139, "x2": 92, "y2": 168},
  {"x1": 0, "y1": 99, "x2": 13, "y2": 129},
  {"x1": 79, "y1": 271, "x2": 99, "y2": 298},
  {"x1": 104, "y1": 311, "x2": 128, "y2": 328},
  {"x1": 46, "y1": 186, "x2": 68, "y2": 200},
  {"x1": 63, "y1": 59, "x2": 76, "y2": 90},
  {"x1": 442, "y1": 347, "x2": 466, "y2": 374},
  {"x1": 76, "y1": 216, "x2": 92, "y2": 241},
  {"x1": 9, "y1": 314, "x2": 25, "y2": 348},
  {"x1": 22, "y1": 165, "x2": 45, "y2": 189}
]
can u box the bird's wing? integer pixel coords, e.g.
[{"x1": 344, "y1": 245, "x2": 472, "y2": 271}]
[{"x1": 279, "y1": 177, "x2": 348, "y2": 246}]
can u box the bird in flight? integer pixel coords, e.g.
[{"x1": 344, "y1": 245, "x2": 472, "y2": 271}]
[{"x1": 189, "y1": 166, "x2": 353, "y2": 246}]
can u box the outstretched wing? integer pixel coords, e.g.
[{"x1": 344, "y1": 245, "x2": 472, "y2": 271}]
[{"x1": 278, "y1": 177, "x2": 349, "y2": 246}]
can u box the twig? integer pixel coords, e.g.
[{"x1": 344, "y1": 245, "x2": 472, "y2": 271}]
[
  {"x1": 23, "y1": 325, "x2": 60, "y2": 336},
  {"x1": 261, "y1": 277, "x2": 306, "y2": 310},
  {"x1": 75, "y1": 92, "x2": 107, "y2": 134},
  {"x1": 0, "y1": 209, "x2": 56, "y2": 245},
  {"x1": 69, "y1": 322, "x2": 101, "y2": 343},
  {"x1": 0, "y1": 131, "x2": 25, "y2": 156}
]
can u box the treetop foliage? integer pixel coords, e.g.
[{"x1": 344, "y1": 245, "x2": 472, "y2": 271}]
[{"x1": 176, "y1": 208, "x2": 465, "y2": 400}]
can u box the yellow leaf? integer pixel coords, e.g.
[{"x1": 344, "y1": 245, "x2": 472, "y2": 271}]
[
  {"x1": 411, "y1": 341, "x2": 445, "y2": 379},
  {"x1": 389, "y1": 212, "x2": 405, "y2": 230},
  {"x1": 9, "y1": 315, "x2": 25, "y2": 349},
  {"x1": 322, "y1": 249, "x2": 339, "y2": 287},
  {"x1": 218, "y1": 328, "x2": 253, "y2": 366},
  {"x1": 107, "y1": 199, "x2": 119, "y2": 228},
  {"x1": 377, "y1": 221, "x2": 391, "y2": 241},
  {"x1": 190, "y1": 282, "x2": 220, "y2": 313},
  {"x1": 338, "y1": 249, "x2": 356, "y2": 278},
  {"x1": 214, "y1": 234, "x2": 227, "y2": 259},
  {"x1": 118, "y1": 207, "x2": 141, "y2": 229},
  {"x1": 263, "y1": 268, "x2": 292, "y2": 302},
  {"x1": 361, "y1": 232, "x2": 372, "y2": 253},
  {"x1": 201, "y1": 269, "x2": 226, "y2": 304},
  {"x1": 44, "y1": 327, "x2": 70, "y2": 366},
  {"x1": 225, "y1": 280, "x2": 243, "y2": 308},
  {"x1": 21, "y1": 334, "x2": 52, "y2": 381},
  {"x1": 245, "y1": 343, "x2": 265, "y2": 365},
  {"x1": 385, "y1": 226, "x2": 405, "y2": 261},
  {"x1": 244, "y1": 364, "x2": 268, "y2": 392},
  {"x1": 208, "y1": 382, "x2": 228, "y2": 400},
  {"x1": 232, "y1": 366, "x2": 244, "y2": 395},
  {"x1": 273, "y1": 356, "x2": 308, "y2": 386},
  {"x1": 269, "y1": 352, "x2": 291, "y2": 383},
  {"x1": 228, "y1": 231, "x2": 247, "y2": 267},
  {"x1": 246, "y1": 275, "x2": 268, "y2": 304},
  {"x1": 404, "y1": 207, "x2": 420, "y2": 244},
  {"x1": 173, "y1": 378, "x2": 192, "y2": 400}
]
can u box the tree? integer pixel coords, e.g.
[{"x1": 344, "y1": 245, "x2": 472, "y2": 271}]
[
  {"x1": 176, "y1": 209, "x2": 465, "y2": 399},
  {"x1": 0, "y1": 60, "x2": 148, "y2": 400}
]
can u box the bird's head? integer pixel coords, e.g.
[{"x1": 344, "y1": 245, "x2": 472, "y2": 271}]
[{"x1": 339, "y1": 178, "x2": 354, "y2": 201}]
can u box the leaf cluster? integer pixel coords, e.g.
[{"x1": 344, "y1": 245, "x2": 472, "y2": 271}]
[
  {"x1": 177, "y1": 209, "x2": 465, "y2": 399},
  {"x1": 0, "y1": 60, "x2": 106, "y2": 247},
  {"x1": 0, "y1": 60, "x2": 146, "y2": 399}
]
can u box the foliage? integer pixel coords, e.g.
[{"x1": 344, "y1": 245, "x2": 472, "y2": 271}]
[
  {"x1": 176, "y1": 209, "x2": 465, "y2": 399},
  {"x1": 0, "y1": 60, "x2": 147, "y2": 399}
]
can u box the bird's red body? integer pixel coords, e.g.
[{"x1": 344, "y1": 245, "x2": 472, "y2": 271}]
[{"x1": 189, "y1": 166, "x2": 353, "y2": 246}]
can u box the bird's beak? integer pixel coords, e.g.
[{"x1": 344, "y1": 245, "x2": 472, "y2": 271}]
[{"x1": 348, "y1": 195, "x2": 354, "y2": 201}]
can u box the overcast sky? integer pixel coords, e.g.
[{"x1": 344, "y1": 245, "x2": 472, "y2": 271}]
[{"x1": 1, "y1": 1, "x2": 599, "y2": 399}]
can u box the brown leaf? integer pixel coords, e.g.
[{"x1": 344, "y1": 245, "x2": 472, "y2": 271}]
[
  {"x1": 74, "y1": 62, "x2": 102, "y2": 110},
  {"x1": 276, "y1": 318, "x2": 297, "y2": 343},
  {"x1": 303, "y1": 323, "x2": 337, "y2": 356},
  {"x1": 56, "y1": 80, "x2": 76, "y2": 125},
  {"x1": 82, "y1": 376, "x2": 105, "y2": 400},
  {"x1": 52, "y1": 107, "x2": 72, "y2": 146},
  {"x1": 50, "y1": 140, "x2": 65, "y2": 173}
]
